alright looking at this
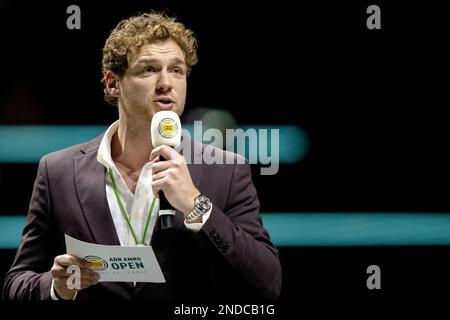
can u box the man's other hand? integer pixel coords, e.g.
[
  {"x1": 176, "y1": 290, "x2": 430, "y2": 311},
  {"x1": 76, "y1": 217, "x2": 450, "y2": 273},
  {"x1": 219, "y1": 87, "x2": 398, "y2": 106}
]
[{"x1": 50, "y1": 254, "x2": 100, "y2": 300}]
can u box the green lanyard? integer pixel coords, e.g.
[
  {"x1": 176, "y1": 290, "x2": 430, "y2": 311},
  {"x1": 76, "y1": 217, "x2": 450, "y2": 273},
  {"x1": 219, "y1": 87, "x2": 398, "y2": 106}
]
[{"x1": 108, "y1": 167, "x2": 157, "y2": 246}]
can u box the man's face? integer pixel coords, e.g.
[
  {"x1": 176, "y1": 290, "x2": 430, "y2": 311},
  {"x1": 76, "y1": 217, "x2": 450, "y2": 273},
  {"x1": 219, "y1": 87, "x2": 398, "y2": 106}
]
[{"x1": 118, "y1": 39, "x2": 187, "y2": 120}]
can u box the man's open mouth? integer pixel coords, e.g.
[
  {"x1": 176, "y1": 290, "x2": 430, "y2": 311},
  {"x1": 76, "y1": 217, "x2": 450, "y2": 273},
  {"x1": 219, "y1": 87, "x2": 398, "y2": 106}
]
[
  {"x1": 158, "y1": 98, "x2": 172, "y2": 104},
  {"x1": 154, "y1": 97, "x2": 175, "y2": 109}
]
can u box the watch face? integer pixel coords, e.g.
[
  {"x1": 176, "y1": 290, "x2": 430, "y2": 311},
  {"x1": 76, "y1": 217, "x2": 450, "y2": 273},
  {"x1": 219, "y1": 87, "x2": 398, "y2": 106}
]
[{"x1": 197, "y1": 195, "x2": 211, "y2": 211}]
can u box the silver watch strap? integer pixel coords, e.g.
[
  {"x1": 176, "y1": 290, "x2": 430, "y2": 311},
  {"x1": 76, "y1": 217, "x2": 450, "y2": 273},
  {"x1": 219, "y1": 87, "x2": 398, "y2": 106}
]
[{"x1": 185, "y1": 207, "x2": 203, "y2": 223}]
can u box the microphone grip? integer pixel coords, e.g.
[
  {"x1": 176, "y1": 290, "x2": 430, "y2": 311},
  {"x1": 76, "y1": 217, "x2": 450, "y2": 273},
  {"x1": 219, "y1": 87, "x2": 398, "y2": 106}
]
[
  {"x1": 159, "y1": 193, "x2": 174, "y2": 229},
  {"x1": 158, "y1": 155, "x2": 175, "y2": 230}
]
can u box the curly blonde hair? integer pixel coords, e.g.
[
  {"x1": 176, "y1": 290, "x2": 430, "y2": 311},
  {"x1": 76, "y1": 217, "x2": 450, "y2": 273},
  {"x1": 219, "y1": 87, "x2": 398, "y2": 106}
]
[{"x1": 102, "y1": 12, "x2": 198, "y2": 106}]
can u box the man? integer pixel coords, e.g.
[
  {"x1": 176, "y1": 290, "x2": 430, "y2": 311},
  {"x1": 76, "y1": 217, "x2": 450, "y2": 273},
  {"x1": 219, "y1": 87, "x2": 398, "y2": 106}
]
[{"x1": 3, "y1": 12, "x2": 281, "y2": 300}]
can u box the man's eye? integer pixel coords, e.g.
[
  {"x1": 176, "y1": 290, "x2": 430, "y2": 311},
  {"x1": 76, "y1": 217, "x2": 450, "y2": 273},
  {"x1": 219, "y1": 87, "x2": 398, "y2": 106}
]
[
  {"x1": 172, "y1": 67, "x2": 184, "y2": 75},
  {"x1": 142, "y1": 66, "x2": 155, "y2": 73}
]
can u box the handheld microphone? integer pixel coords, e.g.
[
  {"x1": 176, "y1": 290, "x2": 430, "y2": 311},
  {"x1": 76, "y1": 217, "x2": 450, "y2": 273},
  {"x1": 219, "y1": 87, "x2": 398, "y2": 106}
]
[{"x1": 150, "y1": 111, "x2": 182, "y2": 230}]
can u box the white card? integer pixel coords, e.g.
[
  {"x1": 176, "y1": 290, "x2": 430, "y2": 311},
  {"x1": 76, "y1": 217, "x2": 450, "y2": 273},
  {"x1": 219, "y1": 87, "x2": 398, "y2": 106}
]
[{"x1": 64, "y1": 234, "x2": 165, "y2": 283}]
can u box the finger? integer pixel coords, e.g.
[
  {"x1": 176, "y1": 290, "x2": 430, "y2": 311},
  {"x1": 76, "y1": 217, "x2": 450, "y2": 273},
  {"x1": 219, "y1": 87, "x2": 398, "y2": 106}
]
[
  {"x1": 151, "y1": 159, "x2": 172, "y2": 175},
  {"x1": 150, "y1": 156, "x2": 160, "y2": 164},
  {"x1": 52, "y1": 266, "x2": 99, "y2": 282},
  {"x1": 55, "y1": 277, "x2": 99, "y2": 291},
  {"x1": 52, "y1": 263, "x2": 83, "y2": 279},
  {"x1": 153, "y1": 167, "x2": 176, "y2": 182},
  {"x1": 152, "y1": 170, "x2": 166, "y2": 182},
  {"x1": 150, "y1": 145, "x2": 177, "y2": 162},
  {"x1": 149, "y1": 146, "x2": 165, "y2": 162},
  {"x1": 51, "y1": 263, "x2": 68, "y2": 279},
  {"x1": 54, "y1": 272, "x2": 99, "y2": 290},
  {"x1": 52, "y1": 270, "x2": 71, "y2": 280},
  {"x1": 54, "y1": 278, "x2": 75, "y2": 292},
  {"x1": 79, "y1": 270, "x2": 101, "y2": 282},
  {"x1": 77, "y1": 278, "x2": 99, "y2": 290},
  {"x1": 54, "y1": 254, "x2": 92, "y2": 268},
  {"x1": 152, "y1": 177, "x2": 168, "y2": 196}
]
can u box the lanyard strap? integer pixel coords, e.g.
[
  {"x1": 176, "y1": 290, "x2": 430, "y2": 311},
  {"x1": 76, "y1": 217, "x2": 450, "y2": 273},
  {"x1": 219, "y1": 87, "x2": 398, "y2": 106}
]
[{"x1": 108, "y1": 168, "x2": 157, "y2": 246}]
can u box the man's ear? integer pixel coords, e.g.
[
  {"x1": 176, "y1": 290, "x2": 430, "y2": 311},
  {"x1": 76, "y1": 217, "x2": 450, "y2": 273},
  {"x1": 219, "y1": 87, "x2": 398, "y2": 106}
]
[{"x1": 104, "y1": 71, "x2": 121, "y2": 97}]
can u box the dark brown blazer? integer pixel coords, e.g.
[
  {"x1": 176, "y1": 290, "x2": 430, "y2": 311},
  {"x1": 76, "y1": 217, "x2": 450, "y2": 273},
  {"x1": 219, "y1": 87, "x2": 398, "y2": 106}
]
[{"x1": 3, "y1": 134, "x2": 281, "y2": 301}]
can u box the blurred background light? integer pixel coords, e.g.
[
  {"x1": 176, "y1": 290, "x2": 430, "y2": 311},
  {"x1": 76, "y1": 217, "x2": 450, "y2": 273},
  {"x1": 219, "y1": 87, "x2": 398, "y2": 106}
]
[
  {"x1": 0, "y1": 124, "x2": 309, "y2": 163},
  {"x1": 2, "y1": 213, "x2": 450, "y2": 249}
]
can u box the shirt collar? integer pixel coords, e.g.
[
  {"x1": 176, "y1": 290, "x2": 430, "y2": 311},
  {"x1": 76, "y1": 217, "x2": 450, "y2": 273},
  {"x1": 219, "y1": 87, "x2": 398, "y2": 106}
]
[{"x1": 97, "y1": 120, "x2": 119, "y2": 169}]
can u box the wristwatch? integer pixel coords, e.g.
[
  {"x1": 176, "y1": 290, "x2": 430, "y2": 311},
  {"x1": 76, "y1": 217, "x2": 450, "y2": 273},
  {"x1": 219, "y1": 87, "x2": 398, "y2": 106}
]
[{"x1": 185, "y1": 194, "x2": 211, "y2": 223}]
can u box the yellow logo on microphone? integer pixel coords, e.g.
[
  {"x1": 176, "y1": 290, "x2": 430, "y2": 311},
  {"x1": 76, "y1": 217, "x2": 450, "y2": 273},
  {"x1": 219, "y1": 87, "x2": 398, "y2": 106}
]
[{"x1": 159, "y1": 118, "x2": 178, "y2": 138}]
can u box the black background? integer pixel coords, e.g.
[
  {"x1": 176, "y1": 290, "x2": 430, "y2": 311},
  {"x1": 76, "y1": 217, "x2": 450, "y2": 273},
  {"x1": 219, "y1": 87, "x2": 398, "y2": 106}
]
[{"x1": 0, "y1": 0, "x2": 449, "y2": 310}]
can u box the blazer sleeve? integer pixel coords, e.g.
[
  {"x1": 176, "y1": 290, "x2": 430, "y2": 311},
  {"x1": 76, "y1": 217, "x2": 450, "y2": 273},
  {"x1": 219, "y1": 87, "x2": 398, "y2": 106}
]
[
  {"x1": 198, "y1": 162, "x2": 282, "y2": 300},
  {"x1": 2, "y1": 156, "x2": 58, "y2": 300}
]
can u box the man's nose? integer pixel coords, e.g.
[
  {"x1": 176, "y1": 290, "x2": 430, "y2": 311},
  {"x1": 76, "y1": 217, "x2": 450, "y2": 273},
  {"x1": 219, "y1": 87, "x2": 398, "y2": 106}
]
[{"x1": 156, "y1": 69, "x2": 172, "y2": 92}]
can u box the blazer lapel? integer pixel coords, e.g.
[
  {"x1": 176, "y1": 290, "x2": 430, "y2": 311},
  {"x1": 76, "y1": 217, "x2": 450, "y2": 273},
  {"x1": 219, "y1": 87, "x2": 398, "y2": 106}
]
[{"x1": 74, "y1": 149, "x2": 120, "y2": 246}]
